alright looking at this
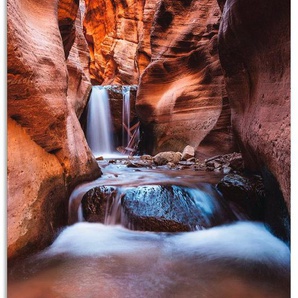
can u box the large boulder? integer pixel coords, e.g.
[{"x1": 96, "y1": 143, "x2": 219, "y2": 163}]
[
  {"x1": 80, "y1": 184, "x2": 237, "y2": 232},
  {"x1": 121, "y1": 185, "x2": 236, "y2": 231},
  {"x1": 7, "y1": 0, "x2": 101, "y2": 260},
  {"x1": 153, "y1": 151, "x2": 182, "y2": 166},
  {"x1": 217, "y1": 0, "x2": 290, "y2": 209},
  {"x1": 217, "y1": 173, "x2": 290, "y2": 243},
  {"x1": 216, "y1": 174, "x2": 265, "y2": 220}
]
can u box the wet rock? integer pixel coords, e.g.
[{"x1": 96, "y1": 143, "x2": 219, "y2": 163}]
[
  {"x1": 166, "y1": 162, "x2": 176, "y2": 169},
  {"x1": 127, "y1": 160, "x2": 152, "y2": 168},
  {"x1": 140, "y1": 154, "x2": 153, "y2": 161},
  {"x1": 153, "y1": 151, "x2": 182, "y2": 166},
  {"x1": 81, "y1": 186, "x2": 118, "y2": 223},
  {"x1": 229, "y1": 156, "x2": 244, "y2": 172},
  {"x1": 203, "y1": 152, "x2": 243, "y2": 173},
  {"x1": 121, "y1": 185, "x2": 236, "y2": 232},
  {"x1": 222, "y1": 166, "x2": 232, "y2": 174},
  {"x1": 216, "y1": 174, "x2": 265, "y2": 220},
  {"x1": 181, "y1": 145, "x2": 195, "y2": 160},
  {"x1": 187, "y1": 157, "x2": 196, "y2": 163},
  {"x1": 178, "y1": 161, "x2": 195, "y2": 166}
]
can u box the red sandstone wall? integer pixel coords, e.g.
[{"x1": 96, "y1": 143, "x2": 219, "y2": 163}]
[
  {"x1": 7, "y1": 0, "x2": 101, "y2": 260},
  {"x1": 83, "y1": 0, "x2": 153, "y2": 85},
  {"x1": 218, "y1": 0, "x2": 290, "y2": 208},
  {"x1": 136, "y1": 0, "x2": 236, "y2": 156}
]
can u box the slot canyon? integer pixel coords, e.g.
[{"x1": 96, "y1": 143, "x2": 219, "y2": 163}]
[{"x1": 7, "y1": 0, "x2": 290, "y2": 297}]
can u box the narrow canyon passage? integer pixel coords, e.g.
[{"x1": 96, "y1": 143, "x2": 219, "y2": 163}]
[{"x1": 7, "y1": 0, "x2": 290, "y2": 296}]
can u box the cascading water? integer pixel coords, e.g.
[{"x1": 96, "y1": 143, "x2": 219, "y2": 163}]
[
  {"x1": 8, "y1": 222, "x2": 290, "y2": 298},
  {"x1": 86, "y1": 86, "x2": 115, "y2": 157},
  {"x1": 122, "y1": 86, "x2": 131, "y2": 148},
  {"x1": 86, "y1": 85, "x2": 140, "y2": 157}
]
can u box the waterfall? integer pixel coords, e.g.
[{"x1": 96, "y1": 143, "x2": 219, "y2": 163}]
[
  {"x1": 122, "y1": 86, "x2": 131, "y2": 148},
  {"x1": 120, "y1": 85, "x2": 140, "y2": 155},
  {"x1": 86, "y1": 86, "x2": 115, "y2": 157}
]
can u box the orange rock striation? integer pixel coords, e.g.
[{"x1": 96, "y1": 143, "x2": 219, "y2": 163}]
[
  {"x1": 7, "y1": 0, "x2": 101, "y2": 260},
  {"x1": 83, "y1": 0, "x2": 154, "y2": 85},
  {"x1": 136, "y1": 0, "x2": 236, "y2": 156},
  {"x1": 218, "y1": 0, "x2": 290, "y2": 209}
]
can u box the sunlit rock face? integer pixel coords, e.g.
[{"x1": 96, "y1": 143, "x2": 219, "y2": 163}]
[
  {"x1": 83, "y1": 0, "x2": 156, "y2": 85},
  {"x1": 136, "y1": 0, "x2": 236, "y2": 157},
  {"x1": 7, "y1": 0, "x2": 100, "y2": 260},
  {"x1": 218, "y1": 0, "x2": 290, "y2": 209}
]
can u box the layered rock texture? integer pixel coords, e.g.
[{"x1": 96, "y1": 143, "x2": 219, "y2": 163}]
[
  {"x1": 218, "y1": 0, "x2": 290, "y2": 209},
  {"x1": 83, "y1": 0, "x2": 155, "y2": 85},
  {"x1": 136, "y1": 0, "x2": 236, "y2": 156},
  {"x1": 7, "y1": 0, "x2": 101, "y2": 260}
]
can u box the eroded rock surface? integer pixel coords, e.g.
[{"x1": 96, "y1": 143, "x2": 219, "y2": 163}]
[
  {"x1": 83, "y1": 0, "x2": 155, "y2": 85},
  {"x1": 7, "y1": 118, "x2": 66, "y2": 259},
  {"x1": 7, "y1": 0, "x2": 100, "y2": 260},
  {"x1": 82, "y1": 186, "x2": 117, "y2": 222},
  {"x1": 136, "y1": 0, "x2": 236, "y2": 156},
  {"x1": 218, "y1": 0, "x2": 290, "y2": 208}
]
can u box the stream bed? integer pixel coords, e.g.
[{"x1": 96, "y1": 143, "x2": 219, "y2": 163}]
[{"x1": 8, "y1": 159, "x2": 290, "y2": 298}]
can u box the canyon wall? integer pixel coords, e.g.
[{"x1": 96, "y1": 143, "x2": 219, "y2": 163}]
[
  {"x1": 7, "y1": 0, "x2": 101, "y2": 260},
  {"x1": 136, "y1": 0, "x2": 236, "y2": 156},
  {"x1": 217, "y1": 0, "x2": 290, "y2": 208},
  {"x1": 83, "y1": 0, "x2": 155, "y2": 85}
]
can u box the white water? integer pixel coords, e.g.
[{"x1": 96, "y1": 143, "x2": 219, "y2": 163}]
[
  {"x1": 8, "y1": 161, "x2": 291, "y2": 297},
  {"x1": 8, "y1": 222, "x2": 290, "y2": 298},
  {"x1": 122, "y1": 86, "x2": 131, "y2": 147},
  {"x1": 86, "y1": 86, "x2": 115, "y2": 157}
]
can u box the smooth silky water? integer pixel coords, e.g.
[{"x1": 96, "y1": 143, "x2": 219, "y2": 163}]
[
  {"x1": 8, "y1": 162, "x2": 290, "y2": 298},
  {"x1": 86, "y1": 86, "x2": 115, "y2": 156},
  {"x1": 122, "y1": 86, "x2": 131, "y2": 148}
]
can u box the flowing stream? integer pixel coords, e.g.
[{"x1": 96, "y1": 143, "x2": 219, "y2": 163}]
[
  {"x1": 7, "y1": 222, "x2": 290, "y2": 298},
  {"x1": 8, "y1": 162, "x2": 290, "y2": 298}
]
